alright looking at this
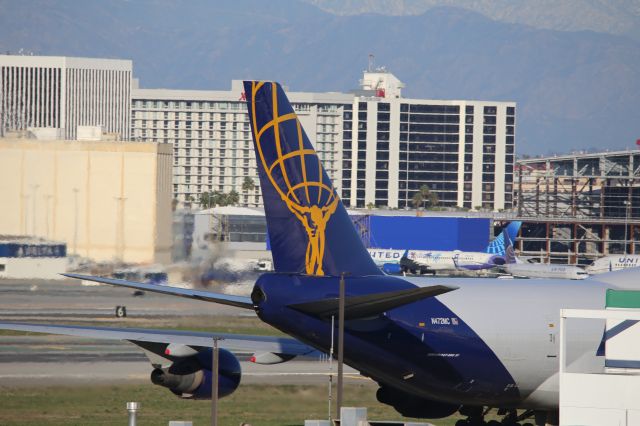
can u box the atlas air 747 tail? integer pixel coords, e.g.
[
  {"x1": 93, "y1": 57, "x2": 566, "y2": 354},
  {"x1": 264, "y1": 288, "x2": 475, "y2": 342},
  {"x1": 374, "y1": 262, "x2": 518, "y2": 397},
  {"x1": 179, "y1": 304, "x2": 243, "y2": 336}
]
[
  {"x1": 2, "y1": 81, "x2": 640, "y2": 426},
  {"x1": 245, "y1": 81, "x2": 380, "y2": 277}
]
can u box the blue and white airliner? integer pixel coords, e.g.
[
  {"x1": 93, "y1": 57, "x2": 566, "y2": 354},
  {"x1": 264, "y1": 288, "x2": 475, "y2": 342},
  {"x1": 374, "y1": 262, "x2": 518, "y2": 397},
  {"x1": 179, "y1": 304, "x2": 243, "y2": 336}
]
[
  {"x1": 368, "y1": 222, "x2": 521, "y2": 275},
  {"x1": 400, "y1": 222, "x2": 520, "y2": 274}
]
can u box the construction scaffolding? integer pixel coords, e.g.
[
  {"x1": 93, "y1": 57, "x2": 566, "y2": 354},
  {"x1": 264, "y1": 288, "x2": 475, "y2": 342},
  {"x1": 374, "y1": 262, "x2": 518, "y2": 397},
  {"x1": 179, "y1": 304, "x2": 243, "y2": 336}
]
[{"x1": 514, "y1": 150, "x2": 640, "y2": 265}]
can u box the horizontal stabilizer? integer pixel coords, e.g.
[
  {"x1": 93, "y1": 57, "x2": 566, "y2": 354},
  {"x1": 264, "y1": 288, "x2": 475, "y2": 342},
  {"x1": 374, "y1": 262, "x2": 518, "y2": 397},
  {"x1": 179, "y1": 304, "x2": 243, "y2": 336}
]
[
  {"x1": 288, "y1": 285, "x2": 457, "y2": 320},
  {"x1": 62, "y1": 273, "x2": 253, "y2": 310}
]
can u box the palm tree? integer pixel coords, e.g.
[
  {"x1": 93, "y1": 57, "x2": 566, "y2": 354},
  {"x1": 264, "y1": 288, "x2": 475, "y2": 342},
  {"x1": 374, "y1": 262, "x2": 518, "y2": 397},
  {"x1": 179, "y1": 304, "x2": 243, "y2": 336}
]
[
  {"x1": 412, "y1": 185, "x2": 439, "y2": 210},
  {"x1": 199, "y1": 191, "x2": 211, "y2": 208},
  {"x1": 242, "y1": 177, "x2": 256, "y2": 193},
  {"x1": 411, "y1": 191, "x2": 424, "y2": 209},
  {"x1": 226, "y1": 190, "x2": 240, "y2": 206}
]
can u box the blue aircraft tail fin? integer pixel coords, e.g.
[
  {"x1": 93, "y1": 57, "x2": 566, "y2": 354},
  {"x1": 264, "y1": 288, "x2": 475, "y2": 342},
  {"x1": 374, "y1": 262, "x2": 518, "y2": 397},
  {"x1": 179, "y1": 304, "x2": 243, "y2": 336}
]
[
  {"x1": 244, "y1": 81, "x2": 382, "y2": 277},
  {"x1": 502, "y1": 227, "x2": 519, "y2": 265},
  {"x1": 486, "y1": 221, "x2": 522, "y2": 256}
]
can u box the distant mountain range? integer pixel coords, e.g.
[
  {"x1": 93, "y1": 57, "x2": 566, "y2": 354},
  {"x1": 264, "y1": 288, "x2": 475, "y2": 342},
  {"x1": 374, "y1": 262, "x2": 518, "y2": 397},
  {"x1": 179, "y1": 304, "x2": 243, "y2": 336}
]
[
  {"x1": 1, "y1": 0, "x2": 638, "y2": 155},
  {"x1": 305, "y1": 0, "x2": 640, "y2": 41}
]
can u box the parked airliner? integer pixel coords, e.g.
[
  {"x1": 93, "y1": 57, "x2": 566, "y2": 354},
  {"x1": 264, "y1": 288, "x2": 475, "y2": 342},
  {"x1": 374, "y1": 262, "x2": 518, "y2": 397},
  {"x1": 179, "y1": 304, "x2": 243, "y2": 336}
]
[
  {"x1": 369, "y1": 222, "x2": 520, "y2": 275},
  {"x1": 401, "y1": 222, "x2": 521, "y2": 274},
  {"x1": 501, "y1": 231, "x2": 588, "y2": 280},
  {"x1": 0, "y1": 81, "x2": 636, "y2": 426},
  {"x1": 586, "y1": 254, "x2": 640, "y2": 274}
]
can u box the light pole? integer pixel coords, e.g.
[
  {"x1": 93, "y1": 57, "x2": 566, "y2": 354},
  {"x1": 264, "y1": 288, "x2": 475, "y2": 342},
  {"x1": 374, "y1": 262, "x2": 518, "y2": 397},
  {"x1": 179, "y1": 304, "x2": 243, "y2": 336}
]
[
  {"x1": 328, "y1": 315, "x2": 334, "y2": 421},
  {"x1": 43, "y1": 194, "x2": 53, "y2": 239},
  {"x1": 72, "y1": 188, "x2": 79, "y2": 256},
  {"x1": 114, "y1": 196, "x2": 127, "y2": 263},
  {"x1": 336, "y1": 272, "x2": 347, "y2": 420},
  {"x1": 624, "y1": 200, "x2": 631, "y2": 254},
  {"x1": 21, "y1": 195, "x2": 29, "y2": 235},
  {"x1": 30, "y1": 184, "x2": 39, "y2": 236},
  {"x1": 211, "y1": 337, "x2": 223, "y2": 426}
]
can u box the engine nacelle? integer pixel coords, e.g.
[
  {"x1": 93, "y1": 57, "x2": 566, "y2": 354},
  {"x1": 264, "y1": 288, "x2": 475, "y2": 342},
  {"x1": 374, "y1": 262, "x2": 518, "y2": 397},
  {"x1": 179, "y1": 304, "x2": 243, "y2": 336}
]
[
  {"x1": 151, "y1": 347, "x2": 241, "y2": 400},
  {"x1": 376, "y1": 386, "x2": 460, "y2": 419},
  {"x1": 249, "y1": 351, "x2": 296, "y2": 365},
  {"x1": 382, "y1": 263, "x2": 402, "y2": 275}
]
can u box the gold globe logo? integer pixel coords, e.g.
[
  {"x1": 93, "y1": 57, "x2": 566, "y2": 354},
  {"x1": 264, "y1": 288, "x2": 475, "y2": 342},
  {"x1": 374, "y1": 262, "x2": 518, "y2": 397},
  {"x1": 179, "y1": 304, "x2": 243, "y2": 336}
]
[{"x1": 249, "y1": 81, "x2": 339, "y2": 276}]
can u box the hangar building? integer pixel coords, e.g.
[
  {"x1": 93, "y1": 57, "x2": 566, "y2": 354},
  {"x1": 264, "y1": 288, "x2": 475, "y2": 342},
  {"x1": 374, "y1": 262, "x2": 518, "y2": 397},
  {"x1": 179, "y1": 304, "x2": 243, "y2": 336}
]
[{"x1": 0, "y1": 136, "x2": 172, "y2": 264}]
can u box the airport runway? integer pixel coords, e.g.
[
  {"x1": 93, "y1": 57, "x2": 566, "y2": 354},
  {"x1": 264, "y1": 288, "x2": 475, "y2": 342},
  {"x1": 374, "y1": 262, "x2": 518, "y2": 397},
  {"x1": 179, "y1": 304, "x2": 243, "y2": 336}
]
[
  {"x1": 0, "y1": 278, "x2": 366, "y2": 387},
  {"x1": 0, "y1": 278, "x2": 249, "y2": 319}
]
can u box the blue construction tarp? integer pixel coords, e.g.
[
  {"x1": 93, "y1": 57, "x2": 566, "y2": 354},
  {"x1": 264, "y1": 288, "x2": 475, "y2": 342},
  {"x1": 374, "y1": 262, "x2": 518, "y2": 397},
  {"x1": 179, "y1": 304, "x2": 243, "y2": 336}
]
[
  {"x1": 267, "y1": 215, "x2": 491, "y2": 252},
  {"x1": 367, "y1": 216, "x2": 490, "y2": 252}
]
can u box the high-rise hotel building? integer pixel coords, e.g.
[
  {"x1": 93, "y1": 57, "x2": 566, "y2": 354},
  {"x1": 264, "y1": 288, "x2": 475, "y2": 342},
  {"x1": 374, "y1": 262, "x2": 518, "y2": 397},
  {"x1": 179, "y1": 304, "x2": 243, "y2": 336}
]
[
  {"x1": 0, "y1": 55, "x2": 131, "y2": 140},
  {"x1": 133, "y1": 72, "x2": 515, "y2": 210},
  {"x1": 132, "y1": 80, "x2": 350, "y2": 207},
  {"x1": 344, "y1": 71, "x2": 516, "y2": 210}
]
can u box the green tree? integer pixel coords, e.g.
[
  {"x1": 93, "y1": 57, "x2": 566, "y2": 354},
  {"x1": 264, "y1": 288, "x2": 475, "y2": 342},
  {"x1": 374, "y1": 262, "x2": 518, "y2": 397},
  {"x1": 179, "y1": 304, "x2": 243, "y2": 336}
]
[
  {"x1": 412, "y1": 185, "x2": 439, "y2": 210},
  {"x1": 226, "y1": 190, "x2": 240, "y2": 206},
  {"x1": 242, "y1": 177, "x2": 256, "y2": 193},
  {"x1": 199, "y1": 191, "x2": 211, "y2": 208}
]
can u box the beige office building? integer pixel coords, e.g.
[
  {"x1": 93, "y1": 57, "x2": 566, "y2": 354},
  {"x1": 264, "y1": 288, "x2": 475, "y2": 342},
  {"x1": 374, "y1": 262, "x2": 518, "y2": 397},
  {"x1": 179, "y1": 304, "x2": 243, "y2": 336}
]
[{"x1": 0, "y1": 138, "x2": 172, "y2": 264}]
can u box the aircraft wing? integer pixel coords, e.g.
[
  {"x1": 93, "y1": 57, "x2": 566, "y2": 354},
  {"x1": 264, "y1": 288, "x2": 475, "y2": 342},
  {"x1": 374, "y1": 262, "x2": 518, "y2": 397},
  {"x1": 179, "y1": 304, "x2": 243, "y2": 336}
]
[
  {"x1": 0, "y1": 322, "x2": 317, "y2": 356},
  {"x1": 62, "y1": 273, "x2": 253, "y2": 310}
]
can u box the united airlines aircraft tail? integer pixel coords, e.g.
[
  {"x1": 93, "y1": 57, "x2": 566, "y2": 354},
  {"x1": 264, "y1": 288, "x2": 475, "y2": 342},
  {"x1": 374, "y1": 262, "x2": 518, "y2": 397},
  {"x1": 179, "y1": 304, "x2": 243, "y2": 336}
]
[
  {"x1": 486, "y1": 221, "x2": 522, "y2": 257},
  {"x1": 502, "y1": 226, "x2": 520, "y2": 265},
  {"x1": 244, "y1": 81, "x2": 381, "y2": 277}
]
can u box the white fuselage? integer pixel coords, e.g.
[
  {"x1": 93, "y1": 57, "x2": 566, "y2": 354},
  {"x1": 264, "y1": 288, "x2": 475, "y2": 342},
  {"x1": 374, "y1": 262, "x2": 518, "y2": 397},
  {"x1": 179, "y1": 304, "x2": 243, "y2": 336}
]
[
  {"x1": 407, "y1": 250, "x2": 498, "y2": 271},
  {"x1": 505, "y1": 263, "x2": 588, "y2": 280},
  {"x1": 404, "y1": 273, "x2": 629, "y2": 408},
  {"x1": 587, "y1": 255, "x2": 640, "y2": 274},
  {"x1": 367, "y1": 248, "x2": 405, "y2": 266}
]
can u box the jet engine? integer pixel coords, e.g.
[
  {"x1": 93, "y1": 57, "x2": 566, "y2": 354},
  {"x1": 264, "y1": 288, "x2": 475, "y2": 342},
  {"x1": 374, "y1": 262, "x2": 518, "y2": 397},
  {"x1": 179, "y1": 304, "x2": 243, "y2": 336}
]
[
  {"x1": 376, "y1": 385, "x2": 460, "y2": 418},
  {"x1": 151, "y1": 347, "x2": 241, "y2": 399}
]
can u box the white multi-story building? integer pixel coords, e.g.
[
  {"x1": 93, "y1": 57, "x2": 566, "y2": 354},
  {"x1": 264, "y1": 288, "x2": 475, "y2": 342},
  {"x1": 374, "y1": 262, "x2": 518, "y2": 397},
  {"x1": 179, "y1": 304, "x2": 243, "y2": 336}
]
[
  {"x1": 132, "y1": 80, "x2": 351, "y2": 207},
  {"x1": 0, "y1": 55, "x2": 131, "y2": 140},
  {"x1": 345, "y1": 71, "x2": 515, "y2": 210},
  {"x1": 133, "y1": 72, "x2": 515, "y2": 211}
]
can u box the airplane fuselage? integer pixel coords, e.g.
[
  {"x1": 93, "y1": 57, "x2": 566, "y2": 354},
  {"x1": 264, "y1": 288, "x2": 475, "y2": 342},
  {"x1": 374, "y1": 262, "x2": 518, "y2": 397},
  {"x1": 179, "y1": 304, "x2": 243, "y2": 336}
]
[
  {"x1": 406, "y1": 250, "x2": 504, "y2": 272},
  {"x1": 505, "y1": 263, "x2": 589, "y2": 280},
  {"x1": 253, "y1": 273, "x2": 607, "y2": 411},
  {"x1": 367, "y1": 248, "x2": 405, "y2": 266},
  {"x1": 587, "y1": 255, "x2": 640, "y2": 274}
]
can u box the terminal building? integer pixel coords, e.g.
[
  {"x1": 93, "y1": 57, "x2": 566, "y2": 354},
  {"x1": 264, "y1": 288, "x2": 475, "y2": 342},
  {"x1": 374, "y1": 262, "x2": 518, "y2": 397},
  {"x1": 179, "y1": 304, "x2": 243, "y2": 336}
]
[
  {"x1": 0, "y1": 55, "x2": 132, "y2": 140},
  {"x1": 514, "y1": 150, "x2": 640, "y2": 264},
  {"x1": 132, "y1": 69, "x2": 516, "y2": 211}
]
